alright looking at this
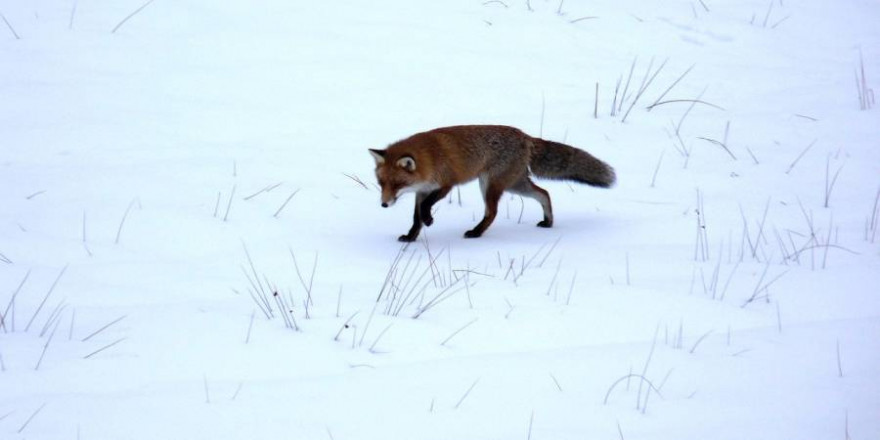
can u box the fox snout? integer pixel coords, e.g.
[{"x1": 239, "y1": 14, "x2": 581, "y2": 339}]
[{"x1": 380, "y1": 194, "x2": 397, "y2": 208}]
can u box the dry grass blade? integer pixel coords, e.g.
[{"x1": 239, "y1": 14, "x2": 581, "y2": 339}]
[
  {"x1": 697, "y1": 137, "x2": 736, "y2": 160},
  {"x1": 38, "y1": 301, "x2": 68, "y2": 337},
  {"x1": 376, "y1": 244, "x2": 409, "y2": 302},
  {"x1": 622, "y1": 58, "x2": 668, "y2": 123},
  {"x1": 823, "y1": 155, "x2": 845, "y2": 208},
  {"x1": 742, "y1": 265, "x2": 789, "y2": 307},
  {"x1": 2, "y1": 270, "x2": 31, "y2": 333},
  {"x1": 81, "y1": 315, "x2": 127, "y2": 342},
  {"x1": 69, "y1": 0, "x2": 78, "y2": 29},
  {"x1": 647, "y1": 64, "x2": 695, "y2": 110},
  {"x1": 454, "y1": 378, "x2": 480, "y2": 409},
  {"x1": 369, "y1": 323, "x2": 394, "y2": 353},
  {"x1": 223, "y1": 185, "x2": 236, "y2": 222},
  {"x1": 35, "y1": 319, "x2": 63, "y2": 370},
  {"x1": 245, "y1": 310, "x2": 255, "y2": 344},
  {"x1": 761, "y1": 0, "x2": 774, "y2": 28},
  {"x1": 650, "y1": 150, "x2": 665, "y2": 188},
  {"x1": 570, "y1": 15, "x2": 598, "y2": 23},
  {"x1": 868, "y1": 186, "x2": 880, "y2": 242},
  {"x1": 603, "y1": 374, "x2": 663, "y2": 405},
  {"x1": 527, "y1": 410, "x2": 535, "y2": 440},
  {"x1": 26, "y1": 190, "x2": 46, "y2": 200},
  {"x1": 244, "y1": 182, "x2": 283, "y2": 201},
  {"x1": 0, "y1": 12, "x2": 20, "y2": 40},
  {"x1": 856, "y1": 50, "x2": 875, "y2": 110},
  {"x1": 537, "y1": 236, "x2": 563, "y2": 268},
  {"x1": 83, "y1": 337, "x2": 127, "y2": 359},
  {"x1": 342, "y1": 173, "x2": 369, "y2": 189},
  {"x1": 440, "y1": 318, "x2": 478, "y2": 346},
  {"x1": 17, "y1": 403, "x2": 47, "y2": 434},
  {"x1": 116, "y1": 198, "x2": 141, "y2": 244},
  {"x1": 241, "y1": 243, "x2": 273, "y2": 317},
  {"x1": 689, "y1": 330, "x2": 714, "y2": 354},
  {"x1": 787, "y1": 243, "x2": 859, "y2": 259},
  {"x1": 334, "y1": 311, "x2": 360, "y2": 341},
  {"x1": 651, "y1": 98, "x2": 725, "y2": 112},
  {"x1": 274, "y1": 188, "x2": 300, "y2": 218},
  {"x1": 618, "y1": 58, "x2": 638, "y2": 115},
  {"x1": 290, "y1": 250, "x2": 318, "y2": 307},
  {"x1": 25, "y1": 266, "x2": 68, "y2": 332},
  {"x1": 785, "y1": 139, "x2": 816, "y2": 174},
  {"x1": 412, "y1": 277, "x2": 469, "y2": 319},
  {"x1": 549, "y1": 373, "x2": 563, "y2": 392},
  {"x1": 111, "y1": 0, "x2": 157, "y2": 34}
]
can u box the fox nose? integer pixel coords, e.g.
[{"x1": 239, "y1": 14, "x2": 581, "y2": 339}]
[{"x1": 381, "y1": 202, "x2": 389, "y2": 208}]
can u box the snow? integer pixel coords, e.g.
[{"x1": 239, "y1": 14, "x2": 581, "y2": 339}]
[{"x1": 1, "y1": 0, "x2": 879, "y2": 438}]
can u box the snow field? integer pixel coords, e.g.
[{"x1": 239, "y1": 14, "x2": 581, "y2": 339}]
[{"x1": 1, "y1": 0, "x2": 879, "y2": 438}]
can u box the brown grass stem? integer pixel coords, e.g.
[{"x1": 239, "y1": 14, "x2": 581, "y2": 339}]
[
  {"x1": 111, "y1": 0, "x2": 156, "y2": 34},
  {"x1": 25, "y1": 266, "x2": 68, "y2": 332}
]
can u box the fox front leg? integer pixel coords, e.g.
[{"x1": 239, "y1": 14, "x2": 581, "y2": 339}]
[
  {"x1": 419, "y1": 186, "x2": 452, "y2": 227},
  {"x1": 399, "y1": 192, "x2": 428, "y2": 242}
]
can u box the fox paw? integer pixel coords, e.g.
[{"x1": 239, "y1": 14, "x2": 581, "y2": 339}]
[
  {"x1": 464, "y1": 229, "x2": 482, "y2": 239},
  {"x1": 536, "y1": 220, "x2": 553, "y2": 228},
  {"x1": 398, "y1": 234, "x2": 417, "y2": 243},
  {"x1": 422, "y1": 215, "x2": 434, "y2": 227}
]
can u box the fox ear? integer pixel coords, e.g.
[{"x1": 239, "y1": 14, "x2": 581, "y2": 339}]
[
  {"x1": 396, "y1": 156, "x2": 416, "y2": 172},
  {"x1": 369, "y1": 149, "x2": 386, "y2": 165}
]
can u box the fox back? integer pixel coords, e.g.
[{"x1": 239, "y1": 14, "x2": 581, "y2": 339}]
[{"x1": 370, "y1": 125, "x2": 531, "y2": 204}]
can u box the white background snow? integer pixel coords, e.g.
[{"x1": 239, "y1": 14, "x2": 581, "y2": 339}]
[{"x1": 1, "y1": 0, "x2": 879, "y2": 438}]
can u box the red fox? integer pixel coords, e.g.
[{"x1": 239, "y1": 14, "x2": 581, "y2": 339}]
[{"x1": 369, "y1": 125, "x2": 616, "y2": 241}]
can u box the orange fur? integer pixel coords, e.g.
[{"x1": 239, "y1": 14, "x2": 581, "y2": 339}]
[{"x1": 369, "y1": 125, "x2": 614, "y2": 241}]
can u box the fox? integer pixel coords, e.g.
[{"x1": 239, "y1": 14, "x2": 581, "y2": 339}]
[{"x1": 368, "y1": 125, "x2": 616, "y2": 242}]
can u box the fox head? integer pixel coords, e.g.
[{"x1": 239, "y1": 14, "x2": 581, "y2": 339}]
[{"x1": 369, "y1": 148, "x2": 420, "y2": 208}]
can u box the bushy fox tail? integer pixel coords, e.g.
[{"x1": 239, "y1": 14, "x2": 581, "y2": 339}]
[{"x1": 530, "y1": 139, "x2": 616, "y2": 188}]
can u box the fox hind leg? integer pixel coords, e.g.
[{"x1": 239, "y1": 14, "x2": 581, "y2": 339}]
[
  {"x1": 510, "y1": 176, "x2": 553, "y2": 228},
  {"x1": 465, "y1": 179, "x2": 504, "y2": 238}
]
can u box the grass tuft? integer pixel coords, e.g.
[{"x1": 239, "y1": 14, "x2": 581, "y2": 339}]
[
  {"x1": 856, "y1": 50, "x2": 875, "y2": 110},
  {"x1": 603, "y1": 374, "x2": 663, "y2": 406},
  {"x1": 621, "y1": 58, "x2": 668, "y2": 123}
]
